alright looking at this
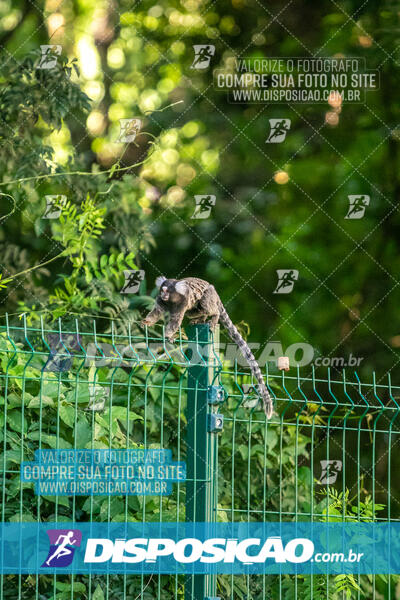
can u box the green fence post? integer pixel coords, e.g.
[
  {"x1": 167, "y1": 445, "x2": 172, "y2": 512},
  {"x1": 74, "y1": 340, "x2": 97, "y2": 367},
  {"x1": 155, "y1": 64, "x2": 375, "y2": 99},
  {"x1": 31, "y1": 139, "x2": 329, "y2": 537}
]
[{"x1": 185, "y1": 323, "x2": 220, "y2": 600}]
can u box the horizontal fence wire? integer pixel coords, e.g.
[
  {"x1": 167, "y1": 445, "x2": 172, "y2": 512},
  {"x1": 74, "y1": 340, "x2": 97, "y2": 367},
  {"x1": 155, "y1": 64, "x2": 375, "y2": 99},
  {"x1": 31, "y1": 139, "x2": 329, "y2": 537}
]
[{"x1": 0, "y1": 317, "x2": 399, "y2": 599}]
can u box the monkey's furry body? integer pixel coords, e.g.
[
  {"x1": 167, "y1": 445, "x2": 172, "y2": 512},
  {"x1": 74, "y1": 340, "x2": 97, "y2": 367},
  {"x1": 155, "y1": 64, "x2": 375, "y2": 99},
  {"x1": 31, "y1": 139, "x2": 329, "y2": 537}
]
[{"x1": 142, "y1": 276, "x2": 273, "y2": 418}]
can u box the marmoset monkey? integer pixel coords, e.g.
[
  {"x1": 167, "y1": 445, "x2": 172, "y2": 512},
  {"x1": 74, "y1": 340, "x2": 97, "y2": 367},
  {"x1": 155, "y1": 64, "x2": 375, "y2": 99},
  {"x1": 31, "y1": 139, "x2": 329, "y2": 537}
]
[{"x1": 141, "y1": 276, "x2": 273, "y2": 418}]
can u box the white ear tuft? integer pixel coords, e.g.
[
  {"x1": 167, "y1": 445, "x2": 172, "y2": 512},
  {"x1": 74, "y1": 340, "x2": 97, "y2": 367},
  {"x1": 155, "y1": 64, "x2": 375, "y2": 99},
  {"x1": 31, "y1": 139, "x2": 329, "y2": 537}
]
[
  {"x1": 175, "y1": 280, "x2": 188, "y2": 295},
  {"x1": 155, "y1": 276, "x2": 167, "y2": 288}
]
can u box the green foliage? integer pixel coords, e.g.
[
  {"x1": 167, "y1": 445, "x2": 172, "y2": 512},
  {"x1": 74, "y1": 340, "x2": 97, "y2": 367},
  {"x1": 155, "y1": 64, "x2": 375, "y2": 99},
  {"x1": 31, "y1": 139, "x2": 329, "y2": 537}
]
[
  {"x1": 0, "y1": 43, "x2": 158, "y2": 329},
  {"x1": 320, "y1": 487, "x2": 386, "y2": 522},
  {"x1": 0, "y1": 332, "x2": 178, "y2": 518},
  {"x1": 0, "y1": 50, "x2": 90, "y2": 179},
  {"x1": 55, "y1": 195, "x2": 106, "y2": 265},
  {"x1": 0, "y1": 323, "x2": 194, "y2": 595},
  {"x1": 276, "y1": 489, "x2": 392, "y2": 600}
]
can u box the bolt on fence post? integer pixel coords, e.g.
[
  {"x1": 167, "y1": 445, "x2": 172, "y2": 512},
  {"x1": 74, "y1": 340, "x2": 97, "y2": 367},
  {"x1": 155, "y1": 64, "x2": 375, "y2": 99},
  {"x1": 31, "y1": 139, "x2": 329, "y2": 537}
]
[{"x1": 185, "y1": 323, "x2": 220, "y2": 600}]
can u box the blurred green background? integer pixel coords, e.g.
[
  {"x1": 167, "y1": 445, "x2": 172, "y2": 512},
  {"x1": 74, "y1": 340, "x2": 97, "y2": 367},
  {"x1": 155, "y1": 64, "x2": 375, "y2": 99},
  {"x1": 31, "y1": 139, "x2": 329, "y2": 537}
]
[{"x1": 0, "y1": 0, "x2": 399, "y2": 378}]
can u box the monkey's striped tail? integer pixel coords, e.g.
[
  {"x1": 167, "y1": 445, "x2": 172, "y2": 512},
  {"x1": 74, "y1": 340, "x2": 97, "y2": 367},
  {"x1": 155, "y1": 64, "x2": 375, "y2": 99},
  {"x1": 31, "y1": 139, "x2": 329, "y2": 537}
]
[{"x1": 218, "y1": 304, "x2": 274, "y2": 419}]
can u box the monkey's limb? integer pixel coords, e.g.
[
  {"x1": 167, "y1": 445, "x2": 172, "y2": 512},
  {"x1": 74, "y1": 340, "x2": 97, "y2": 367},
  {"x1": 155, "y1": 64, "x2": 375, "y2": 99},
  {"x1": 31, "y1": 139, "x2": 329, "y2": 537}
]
[
  {"x1": 188, "y1": 315, "x2": 208, "y2": 324},
  {"x1": 141, "y1": 302, "x2": 164, "y2": 327},
  {"x1": 186, "y1": 286, "x2": 220, "y2": 328},
  {"x1": 209, "y1": 314, "x2": 219, "y2": 330},
  {"x1": 165, "y1": 309, "x2": 186, "y2": 341},
  {"x1": 189, "y1": 314, "x2": 219, "y2": 327}
]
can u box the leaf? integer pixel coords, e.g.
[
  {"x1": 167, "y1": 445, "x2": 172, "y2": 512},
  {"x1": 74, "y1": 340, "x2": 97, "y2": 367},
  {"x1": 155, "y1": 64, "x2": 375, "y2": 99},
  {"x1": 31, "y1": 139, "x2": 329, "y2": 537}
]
[
  {"x1": 0, "y1": 273, "x2": 12, "y2": 289},
  {"x1": 75, "y1": 417, "x2": 92, "y2": 447},
  {"x1": 65, "y1": 387, "x2": 91, "y2": 404},
  {"x1": 27, "y1": 395, "x2": 55, "y2": 408},
  {"x1": 100, "y1": 497, "x2": 124, "y2": 521},
  {"x1": 9, "y1": 512, "x2": 36, "y2": 522},
  {"x1": 59, "y1": 403, "x2": 76, "y2": 428},
  {"x1": 92, "y1": 584, "x2": 105, "y2": 600},
  {"x1": 27, "y1": 432, "x2": 72, "y2": 449},
  {"x1": 7, "y1": 409, "x2": 27, "y2": 433},
  {"x1": 297, "y1": 466, "x2": 312, "y2": 486},
  {"x1": 238, "y1": 444, "x2": 248, "y2": 460},
  {"x1": 42, "y1": 495, "x2": 70, "y2": 508},
  {"x1": 266, "y1": 429, "x2": 278, "y2": 450},
  {"x1": 3, "y1": 450, "x2": 23, "y2": 464},
  {"x1": 6, "y1": 392, "x2": 23, "y2": 407},
  {"x1": 84, "y1": 265, "x2": 93, "y2": 283},
  {"x1": 42, "y1": 380, "x2": 64, "y2": 398},
  {"x1": 72, "y1": 62, "x2": 80, "y2": 78},
  {"x1": 111, "y1": 513, "x2": 129, "y2": 522},
  {"x1": 56, "y1": 581, "x2": 86, "y2": 593}
]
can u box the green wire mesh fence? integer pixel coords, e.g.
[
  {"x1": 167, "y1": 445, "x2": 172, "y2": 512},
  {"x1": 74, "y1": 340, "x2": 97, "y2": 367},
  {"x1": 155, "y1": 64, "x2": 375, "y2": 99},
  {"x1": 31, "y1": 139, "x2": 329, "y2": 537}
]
[{"x1": 0, "y1": 317, "x2": 400, "y2": 600}]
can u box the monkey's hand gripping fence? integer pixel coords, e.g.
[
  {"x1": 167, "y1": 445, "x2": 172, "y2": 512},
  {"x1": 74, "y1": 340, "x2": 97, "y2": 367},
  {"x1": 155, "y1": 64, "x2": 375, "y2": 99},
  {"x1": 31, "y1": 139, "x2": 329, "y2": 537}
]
[{"x1": 0, "y1": 316, "x2": 400, "y2": 600}]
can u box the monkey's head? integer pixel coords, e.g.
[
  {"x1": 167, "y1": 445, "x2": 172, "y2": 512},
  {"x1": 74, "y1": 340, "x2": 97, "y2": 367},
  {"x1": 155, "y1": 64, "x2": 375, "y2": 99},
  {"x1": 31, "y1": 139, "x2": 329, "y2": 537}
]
[{"x1": 156, "y1": 276, "x2": 188, "y2": 303}]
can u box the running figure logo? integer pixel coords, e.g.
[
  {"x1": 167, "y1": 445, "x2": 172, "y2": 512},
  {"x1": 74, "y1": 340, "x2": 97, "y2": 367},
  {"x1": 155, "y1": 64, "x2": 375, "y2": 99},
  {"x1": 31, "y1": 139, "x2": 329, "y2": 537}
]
[
  {"x1": 120, "y1": 269, "x2": 145, "y2": 294},
  {"x1": 345, "y1": 195, "x2": 370, "y2": 219},
  {"x1": 191, "y1": 195, "x2": 216, "y2": 219},
  {"x1": 44, "y1": 333, "x2": 79, "y2": 372},
  {"x1": 43, "y1": 195, "x2": 67, "y2": 219},
  {"x1": 241, "y1": 384, "x2": 260, "y2": 409},
  {"x1": 118, "y1": 118, "x2": 142, "y2": 143},
  {"x1": 319, "y1": 460, "x2": 342, "y2": 485},
  {"x1": 38, "y1": 45, "x2": 62, "y2": 69},
  {"x1": 42, "y1": 529, "x2": 82, "y2": 568},
  {"x1": 266, "y1": 119, "x2": 291, "y2": 143},
  {"x1": 191, "y1": 45, "x2": 215, "y2": 69},
  {"x1": 274, "y1": 270, "x2": 299, "y2": 294}
]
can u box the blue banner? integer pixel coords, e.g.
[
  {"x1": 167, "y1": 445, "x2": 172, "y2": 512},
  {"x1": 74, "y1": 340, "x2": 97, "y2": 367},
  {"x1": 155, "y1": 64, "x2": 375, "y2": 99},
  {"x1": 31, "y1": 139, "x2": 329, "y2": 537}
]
[{"x1": 0, "y1": 522, "x2": 400, "y2": 574}]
